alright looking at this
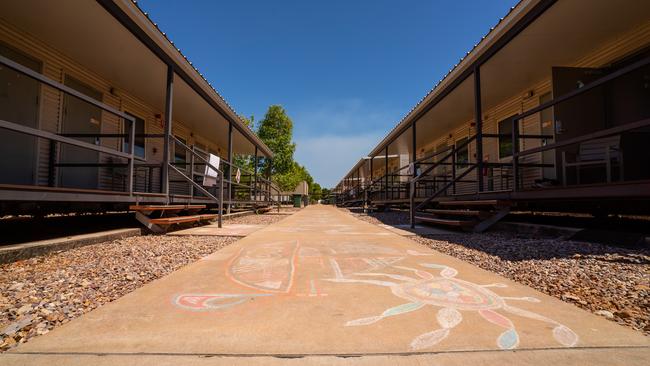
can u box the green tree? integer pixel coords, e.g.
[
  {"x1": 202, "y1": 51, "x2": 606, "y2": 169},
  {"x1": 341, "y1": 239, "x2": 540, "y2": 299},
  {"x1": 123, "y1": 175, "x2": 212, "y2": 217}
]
[
  {"x1": 321, "y1": 187, "x2": 332, "y2": 203},
  {"x1": 274, "y1": 161, "x2": 312, "y2": 192},
  {"x1": 257, "y1": 105, "x2": 296, "y2": 176},
  {"x1": 310, "y1": 182, "x2": 322, "y2": 202}
]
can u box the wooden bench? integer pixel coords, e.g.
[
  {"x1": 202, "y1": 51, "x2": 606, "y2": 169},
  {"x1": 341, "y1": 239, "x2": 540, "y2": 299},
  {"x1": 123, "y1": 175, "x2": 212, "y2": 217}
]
[
  {"x1": 562, "y1": 135, "x2": 623, "y2": 185},
  {"x1": 130, "y1": 204, "x2": 215, "y2": 233}
]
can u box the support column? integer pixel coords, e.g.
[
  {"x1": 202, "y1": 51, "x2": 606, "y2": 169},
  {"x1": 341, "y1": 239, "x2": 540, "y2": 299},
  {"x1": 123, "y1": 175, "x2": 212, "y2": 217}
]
[
  {"x1": 227, "y1": 122, "x2": 233, "y2": 213},
  {"x1": 412, "y1": 122, "x2": 417, "y2": 177},
  {"x1": 384, "y1": 146, "x2": 389, "y2": 201},
  {"x1": 253, "y1": 146, "x2": 258, "y2": 202},
  {"x1": 161, "y1": 65, "x2": 174, "y2": 203},
  {"x1": 409, "y1": 122, "x2": 417, "y2": 228},
  {"x1": 474, "y1": 67, "x2": 484, "y2": 192},
  {"x1": 512, "y1": 116, "x2": 520, "y2": 192}
]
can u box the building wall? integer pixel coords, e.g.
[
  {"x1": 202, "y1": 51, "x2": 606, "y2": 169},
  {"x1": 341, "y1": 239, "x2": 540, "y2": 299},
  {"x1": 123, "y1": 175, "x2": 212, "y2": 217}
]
[
  {"x1": 411, "y1": 20, "x2": 650, "y2": 197},
  {"x1": 0, "y1": 19, "x2": 229, "y2": 194}
]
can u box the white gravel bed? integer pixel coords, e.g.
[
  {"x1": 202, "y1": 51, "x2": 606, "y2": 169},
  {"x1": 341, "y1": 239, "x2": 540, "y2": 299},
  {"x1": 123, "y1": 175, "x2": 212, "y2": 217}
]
[{"x1": 349, "y1": 210, "x2": 650, "y2": 336}]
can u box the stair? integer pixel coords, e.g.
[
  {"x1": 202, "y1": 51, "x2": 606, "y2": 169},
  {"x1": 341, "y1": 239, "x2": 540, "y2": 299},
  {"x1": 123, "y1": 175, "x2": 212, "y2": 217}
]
[
  {"x1": 130, "y1": 204, "x2": 218, "y2": 233},
  {"x1": 414, "y1": 199, "x2": 512, "y2": 233}
]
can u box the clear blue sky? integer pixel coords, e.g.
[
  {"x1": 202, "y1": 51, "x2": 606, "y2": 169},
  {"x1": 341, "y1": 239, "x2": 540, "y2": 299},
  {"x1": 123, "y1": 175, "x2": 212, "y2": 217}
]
[{"x1": 138, "y1": 0, "x2": 517, "y2": 188}]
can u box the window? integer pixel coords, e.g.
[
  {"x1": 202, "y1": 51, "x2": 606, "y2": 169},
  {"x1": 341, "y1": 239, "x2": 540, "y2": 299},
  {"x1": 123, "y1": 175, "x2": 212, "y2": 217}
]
[
  {"x1": 123, "y1": 113, "x2": 145, "y2": 159},
  {"x1": 498, "y1": 116, "x2": 516, "y2": 159},
  {"x1": 174, "y1": 136, "x2": 187, "y2": 171},
  {"x1": 455, "y1": 137, "x2": 469, "y2": 168},
  {"x1": 193, "y1": 142, "x2": 207, "y2": 175},
  {"x1": 435, "y1": 142, "x2": 448, "y2": 174}
]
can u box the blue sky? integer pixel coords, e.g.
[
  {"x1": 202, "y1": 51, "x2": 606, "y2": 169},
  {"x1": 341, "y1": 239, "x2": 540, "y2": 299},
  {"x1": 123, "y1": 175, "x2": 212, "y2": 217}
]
[{"x1": 138, "y1": 0, "x2": 517, "y2": 188}]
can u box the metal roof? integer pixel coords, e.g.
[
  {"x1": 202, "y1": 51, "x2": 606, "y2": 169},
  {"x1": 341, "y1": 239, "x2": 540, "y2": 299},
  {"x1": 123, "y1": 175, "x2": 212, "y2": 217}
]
[{"x1": 124, "y1": 0, "x2": 273, "y2": 157}]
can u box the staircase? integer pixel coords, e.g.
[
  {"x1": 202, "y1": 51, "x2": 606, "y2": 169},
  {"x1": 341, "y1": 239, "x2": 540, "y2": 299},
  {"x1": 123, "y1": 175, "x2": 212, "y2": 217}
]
[
  {"x1": 414, "y1": 200, "x2": 511, "y2": 233},
  {"x1": 130, "y1": 204, "x2": 218, "y2": 233}
]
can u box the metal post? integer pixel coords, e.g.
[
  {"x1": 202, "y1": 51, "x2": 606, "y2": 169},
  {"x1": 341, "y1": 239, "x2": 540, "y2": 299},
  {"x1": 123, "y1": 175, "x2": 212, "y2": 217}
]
[
  {"x1": 48, "y1": 141, "x2": 57, "y2": 187},
  {"x1": 452, "y1": 146, "x2": 457, "y2": 195},
  {"x1": 412, "y1": 122, "x2": 417, "y2": 177},
  {"x1": 384, "y1": 146, "x2": 389, "y2": 201},
  {"x1": 189, "y1": 145, "x2": 195, "y2": 201},
  {"x1": 161, "y1": 65, "x2": 174, "y2": 202},
  {"x1": 227, "y1": 122, "x2": 233, "y2": 213},
  {"x1": 253, "y1": 146, "x2": 258, "y2": 202},
  {"x1": 474, "y1": 67, "x2": 484, "y2": 193},
  {"x1": 409, "y1": 179, "x2": 415, "y2": 229},
  {"x1": 512, "y1": 116, "x2": 520, "y2": 191},
  {"x1": 127, "y1": 116, "x2": 136, "y2": 195},
  {"x1": 218, "y1": 172, "x2": 224, "y2": 228},
  {"x1": 411, "y1": 121, "x2": 417, "y2": 206}
]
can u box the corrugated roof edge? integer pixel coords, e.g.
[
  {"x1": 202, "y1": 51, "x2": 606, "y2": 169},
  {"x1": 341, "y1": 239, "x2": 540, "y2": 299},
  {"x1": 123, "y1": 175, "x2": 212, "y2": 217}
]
[
  {"x1": 336, "y1": 0, "x2": 534, "y2": 186},
  {"x1": 126, "y1": 0, "x2": 273, "y2": 157}
]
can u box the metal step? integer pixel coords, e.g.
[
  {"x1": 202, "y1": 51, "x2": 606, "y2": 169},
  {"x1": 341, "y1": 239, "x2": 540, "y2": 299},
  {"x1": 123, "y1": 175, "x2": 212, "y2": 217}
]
[{"x1": 149, "y1": 214, "x2": 217, "y2": 226}]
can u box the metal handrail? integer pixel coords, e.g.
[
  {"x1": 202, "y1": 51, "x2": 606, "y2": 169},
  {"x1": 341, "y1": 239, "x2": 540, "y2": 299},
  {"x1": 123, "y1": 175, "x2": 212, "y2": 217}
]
[
  {"x1": 0, "y1": 55, "x2": 135, "y2": 123},
  {"x1": 0, "y1": 54, "x2": 138, "y2": 195},
  {"x1": 169, "y1": 135, "x2": 281, "y2": 211}
]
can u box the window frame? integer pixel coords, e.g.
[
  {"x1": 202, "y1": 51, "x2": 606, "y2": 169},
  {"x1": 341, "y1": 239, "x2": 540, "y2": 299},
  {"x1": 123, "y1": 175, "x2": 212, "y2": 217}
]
[
  {"x1": 122, "y1": 112, "x2": 146, "y2": 161},
  {"x1": 498, "y1": 115, "x2": 517, "y2": 159},
  {"x1": 455, "y1": 136, "x2": 470, "y2": 169},
  {"x1": 173, "y1": 135, "x2": 188, "y2": 173}
]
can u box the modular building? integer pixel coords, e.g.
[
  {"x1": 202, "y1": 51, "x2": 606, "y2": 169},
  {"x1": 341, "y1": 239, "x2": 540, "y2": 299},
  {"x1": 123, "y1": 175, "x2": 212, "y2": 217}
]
[
  {"x1": 334, "y1": 0, "x2": 650, "y2": 231},
  {"x1": 0, "y1": 0, "x2": 279, "y2": 228}
]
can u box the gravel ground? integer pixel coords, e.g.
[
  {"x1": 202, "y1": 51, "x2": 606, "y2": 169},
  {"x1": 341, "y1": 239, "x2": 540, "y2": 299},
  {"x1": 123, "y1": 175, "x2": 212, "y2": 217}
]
[
  {"x1": 226, "y1": 210, "x2": 295, "y2": 225},
  {"x1": 346, "y1": 209, "x2": 650, "y2": 336},
  {"x1": 0, "y1": 211, "x2": 295, "y2": 352}
]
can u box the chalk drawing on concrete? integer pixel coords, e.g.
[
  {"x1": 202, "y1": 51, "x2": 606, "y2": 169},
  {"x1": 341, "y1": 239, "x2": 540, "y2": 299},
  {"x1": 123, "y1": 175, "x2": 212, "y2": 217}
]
[
  {"x1": 325, "y1": 263, "x2": 579, "y2": 351},
  {"x1": 329, "y1": 257, "x2": 405, "y2": 279},
  {"x1": 173, "y1": 293, "x2": 272, "y2": 311},
  {"x1": 297, "y1": 279, "x2": 328, "y2": 297},
  {"x1": 331, "y1": 243, "x2": 402, "y2": 255},
  {"x1": 227, "y1": 240, "x2": 299, "y2": 293}
]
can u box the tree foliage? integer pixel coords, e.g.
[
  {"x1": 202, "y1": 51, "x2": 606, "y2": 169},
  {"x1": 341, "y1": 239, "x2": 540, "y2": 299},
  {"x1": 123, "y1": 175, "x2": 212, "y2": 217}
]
[
  {"x1": 310, "y1": 183, "x2": 322, "y2": 202},
  {"x1": 243, "y1": 105, "x2": 326, "y2": 195},
  {"x1": 274, "y1": 161, "x2": 312, "y2": 192},
  {"x1": 257, "y1": 105, "x2": 295, "y2": 176}
]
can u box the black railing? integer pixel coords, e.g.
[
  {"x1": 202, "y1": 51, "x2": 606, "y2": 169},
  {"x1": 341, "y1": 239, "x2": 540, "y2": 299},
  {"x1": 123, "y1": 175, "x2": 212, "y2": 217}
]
[
  {"x1": 0, "y1": 53, "x2": 281, "y2": 216},
  {"x1": 338, "y1": 53, "x2": 650, "y2": 227}
]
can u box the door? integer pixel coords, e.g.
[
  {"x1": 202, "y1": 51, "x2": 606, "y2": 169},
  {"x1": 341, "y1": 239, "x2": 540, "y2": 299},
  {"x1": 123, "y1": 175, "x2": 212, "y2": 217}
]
[
  {"x1": 59, "y1": 76, "x2": 102, "y2": 189},
  {"x1": 0, "y1": 44, "x2": 40, "y2": 185},
  {"x1": 552, "y1": 67, "x2": 606, "y2": 184}
]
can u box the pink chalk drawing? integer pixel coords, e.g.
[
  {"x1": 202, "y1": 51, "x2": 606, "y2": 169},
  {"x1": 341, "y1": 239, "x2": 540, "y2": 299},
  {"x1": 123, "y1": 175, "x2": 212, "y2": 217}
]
[
  {"x1": 325, "y1": 263, "x2": 578, "y2": 351},
  {"x1": 173, "y1": 293, "x2": 272, "y2": 311}
]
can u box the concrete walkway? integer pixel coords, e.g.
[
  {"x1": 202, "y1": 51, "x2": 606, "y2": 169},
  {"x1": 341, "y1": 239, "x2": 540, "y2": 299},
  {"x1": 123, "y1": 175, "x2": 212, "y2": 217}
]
[{"x1": 4, "y1": 206, "x2": 649, "y2": 365}]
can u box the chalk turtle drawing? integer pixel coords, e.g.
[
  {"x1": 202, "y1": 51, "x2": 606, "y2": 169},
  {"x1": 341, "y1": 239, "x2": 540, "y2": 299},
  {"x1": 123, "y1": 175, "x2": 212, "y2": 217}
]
[{"x1": 326, "y1": 263, "x2": 578, "y2": 350}]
